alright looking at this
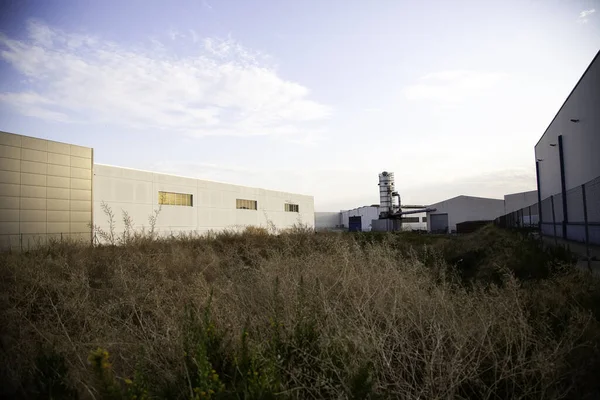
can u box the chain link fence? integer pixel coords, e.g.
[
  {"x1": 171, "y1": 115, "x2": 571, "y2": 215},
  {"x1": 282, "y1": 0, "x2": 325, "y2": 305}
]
[{"x1": 494, "y1": 175, "x2": 600, "y2": 247}]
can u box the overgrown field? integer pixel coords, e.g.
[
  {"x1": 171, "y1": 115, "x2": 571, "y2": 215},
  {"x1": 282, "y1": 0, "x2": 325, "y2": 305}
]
[{"x1": 2, "y1": 226, "x2": 600, "y2": 399}]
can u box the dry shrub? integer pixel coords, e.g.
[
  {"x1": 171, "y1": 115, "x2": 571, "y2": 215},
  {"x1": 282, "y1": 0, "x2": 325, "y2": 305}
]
[{"x1": 1, "y1": 227, "x2": 600, "y2": 399}]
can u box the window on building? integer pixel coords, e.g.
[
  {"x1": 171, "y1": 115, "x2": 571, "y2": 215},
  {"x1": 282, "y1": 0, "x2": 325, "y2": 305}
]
[
  {"x1": 236, "y1": 199, "x2": 257, "y2": 210},
  {"x1": 422, "y1": 216, "x2": 427, "y2": 222},
  {"x1": 158, "y1": 191, "x2": 193, "y2": 206},
  {"x1": 285, "y1": 203, "x2": 299, "y2": 212},
  {"x1": 402, "y1": 217, "x2": 420, "y2": 223}
]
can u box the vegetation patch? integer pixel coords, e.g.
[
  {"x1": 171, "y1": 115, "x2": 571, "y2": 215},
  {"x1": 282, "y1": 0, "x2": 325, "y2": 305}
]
[{"x1": 1, "y1": 223, "x2": 600, "y2": 399}]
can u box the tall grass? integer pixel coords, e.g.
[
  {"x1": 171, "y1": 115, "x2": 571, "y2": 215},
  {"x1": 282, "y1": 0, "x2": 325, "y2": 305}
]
[{"x1": 1, "y1": 224, "x2": 600, "y2": 399}]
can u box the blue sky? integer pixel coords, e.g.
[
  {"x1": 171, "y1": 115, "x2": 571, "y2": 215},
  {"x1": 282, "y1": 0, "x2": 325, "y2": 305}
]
[{"x1": 0, "y1": 0, "x2": 599, "y2": 210}]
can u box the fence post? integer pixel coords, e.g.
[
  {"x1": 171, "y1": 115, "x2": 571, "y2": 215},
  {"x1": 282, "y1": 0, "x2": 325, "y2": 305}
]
[
  {"x1": 582, "y1": 184, "x2": 591, "y2": 272},
  {"x1": 558, "y1": 135, "x2": 568, "y2": 239},
  {"x1": 551, "y1": 195, "x2": 557, "y2": 245},
  {"x1": 528, "y1": 205, "x2": 532, "y2": 228}
]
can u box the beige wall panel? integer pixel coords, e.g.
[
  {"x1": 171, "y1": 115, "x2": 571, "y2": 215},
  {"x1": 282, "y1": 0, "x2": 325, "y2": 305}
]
[
  {"x1": 21, "y1": 172, "x2": 46, "y2": 186},
  {"x1": 0, "y1": 196, "x2": 19, "y2": 209},
  {"x1": 20, "y1": 209, "x2": 46, "y2": 222},
  {"x1": 70, "y1": 200, "x2": 91, "y2": 211},
  {"x1": 70, "y1": 167, "x2": 91, "y2": 179},
  {"x1": 22, "y1": 148, "x2": 47, "y2": 163},
  {"x1": 0, "y1": 221, "x2": 19, "y2": 235},
  {"x1": 0, "y1": 170, "x2": 20, "y2": 184},
  {"x1": 70, "y1": 222, "x2": 90, "y2": 233},
  {"x1": 47, "y1": 175, "x2": 70, "y2": 188},
  {"x1": 0, "y1": 145, "x2": 21, "y2": 160},
  {"x1": 21, "y1": 136, "x2": 48, "y2": 152},
  {"x1": 0, "y1": 183, "x2": 20, "y2": 197},
  {"x1": 70, "y1": 211, "x2": 91, "y2": 223},
  {"x1": 0, "y1": 157, "x2": 20, "y2": 172},
  {"x1": 71, "y1": 189, "x2": 91, "y2": 201},
  {"x1": 47, "y1": 222, "x2": 70, "y2": 234},
  {"x1": 47, "y1": 187, "x2": 70, "y2": 200},
  {"x1": 21, "y1": 185, "x2": 46, "y2": 198},
  {"x1": 21, "y1": 160, "x2": 48, "y2": 175},
  {"x1": 48, "y1": 210, "x2": 69, "y2": 222},
  {"x1": 20, "y1": 222, "x2": 46, "y2": 234},
  {"x1": 21, "y1": 197, "x2": 46, "y2": 210},
  {"x1": 0, "y1": 132, "x2": 22, "y2": 147},
  {"x1": 48, "y1": 141, "x2": 70, "y2": 155},
  {"x1": 70, "y1": 145, "x2": 92, "y2": 159},
  {"x1": 48, "y1": 152, "x2": 70, "y2": 166},
  {"x1": 0, "y1": 209, "x2": 19, "y2": 222},
  {"x1": 48, "y1": 164, "x2": 70, "y2": 177},
  {"x1": 47, "y1": 199, "x2": 70, "y2": 210},
  {"x1": 71, "y1": 178, "x2": 91, "y2": 190},
  {"x1": 22, "y1": 234, "x2": 47, "y2": 248},
  {"x1": 71, "y1": 156, "x2": 91, "y2": 169}
]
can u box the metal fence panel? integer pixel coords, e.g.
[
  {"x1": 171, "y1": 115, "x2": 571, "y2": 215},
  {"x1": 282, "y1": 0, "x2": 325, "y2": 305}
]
[
  {"x1": 586, "y1": 177, "x2": 600, "y2": 223},
  {"x1": 566, "y1": 186, "x2": 584, "y2": 223}
]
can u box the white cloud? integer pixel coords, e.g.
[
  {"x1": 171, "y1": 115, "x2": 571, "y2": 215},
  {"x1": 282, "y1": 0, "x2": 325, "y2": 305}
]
[
  {"x1": 0, "y1": 20, "x2": 330, "y2": 138},
  {"x1": 404, "y1": 70, "x2": 507, "y2": 104},
  {"x1": 577, "y1": 8, "x2": 596, "y2": 23}
]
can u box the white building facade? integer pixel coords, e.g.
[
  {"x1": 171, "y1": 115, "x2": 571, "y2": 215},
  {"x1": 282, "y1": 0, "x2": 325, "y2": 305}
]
[
  {"x1": 0, "y1": 131, "x2": 315, "y2": 250},
  {"x1": 93, "y1": 164, "x2": 314, "y2": 239},
  {"x1": 534, "y1": 50, "x2": 600, "y2": 244}
]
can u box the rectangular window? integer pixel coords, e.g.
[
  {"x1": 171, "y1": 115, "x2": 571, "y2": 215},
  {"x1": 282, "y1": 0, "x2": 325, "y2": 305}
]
[
  {"x1": 402, "y1": 217, "x2": 420, "y2": 223},
  {"x1": 236, "y1": 199, "x2": 257, "y2": 210},
  {"x1": 158, "y1": 191, "x2": 193, "y2": 206},
  {"x1": 285, "y1": 203, "x2": 299, "y2": 213},
  {"x1": 422, "y1": 216, "x2": 427, "y2": 222}
]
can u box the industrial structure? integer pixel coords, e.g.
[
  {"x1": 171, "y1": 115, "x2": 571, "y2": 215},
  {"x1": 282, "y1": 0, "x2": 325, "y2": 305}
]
[
  {"x1": 534, "y1": 50, "x2": 599, "y2": 245},
  {"x1": 316, "y1": 171, "x2": 433, "y2": 232},
  {"x1": 0, "y1": 131, "x2": 315, "y2": 250}
]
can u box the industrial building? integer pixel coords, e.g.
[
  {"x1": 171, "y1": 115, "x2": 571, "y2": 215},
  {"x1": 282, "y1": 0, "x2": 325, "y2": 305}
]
[
  {"x1": 315, "y1": 171, "x2": 432, "y2": 232},
  {"x1": 0, "y1": 131, "x2": 315, "y2": 250},
  {"x1": 426, "y1": 195, "x2": 505, "y2": 234},
  {"x1": 339, "y1": 205, "x2": 427, "y2": 232},
  {"x1": 534, "y1": 50, "x2": 599, "y2": 245}
]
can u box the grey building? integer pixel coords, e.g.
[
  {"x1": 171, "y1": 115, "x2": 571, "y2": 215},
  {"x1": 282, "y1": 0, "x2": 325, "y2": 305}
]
[
  {"x1": 534, "y1": 50, "x2": 600, "y2": 244},
  {"x1": 426, "y1": 195, "x2": 505, "y2": 234}
]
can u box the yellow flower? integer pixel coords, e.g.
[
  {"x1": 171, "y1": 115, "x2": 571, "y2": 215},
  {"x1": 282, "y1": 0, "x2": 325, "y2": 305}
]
[{"x1": 124, "y1": 378, "x2": 133, "y2": 385}]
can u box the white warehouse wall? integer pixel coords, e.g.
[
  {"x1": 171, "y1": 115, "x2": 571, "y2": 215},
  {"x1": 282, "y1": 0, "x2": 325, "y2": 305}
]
[
  {"x1": 535, "y1": 51, "x2": 600, "y2": 200},
  {"x1": 341, "y1": 206, "x2": 379, "y2": 231},
  {"x1": 315, "y1": 212, "x2": 342, "y2": 231},
  {"x1": 427, "y1": 196, "x2": 505, "y2": 233},
  {"x1": 93, "y1": 164, "x2": 314, "y2": 239},
  {"x1": 504, "y1": 190, "x2": 538, "y2": 214}
]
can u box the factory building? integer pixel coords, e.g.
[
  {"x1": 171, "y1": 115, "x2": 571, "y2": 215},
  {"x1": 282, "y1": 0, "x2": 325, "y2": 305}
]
[
  {"x1": 0, "y1": 131, "x2": 315, "y2": 250},
  {"x1": 426, "y1": 195, "x2": 505, "y2": 234},
  {"x1": 339, "y1": 205, "x2": 427, "y2": 232},
  {"x1": 534, "y1": 50, "x2": 600, "y2": 245}
]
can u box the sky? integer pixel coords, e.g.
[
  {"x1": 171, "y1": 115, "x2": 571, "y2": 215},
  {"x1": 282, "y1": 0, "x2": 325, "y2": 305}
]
[{"x1": 0, "y1": 0, "x2": 599, "y2": 211}]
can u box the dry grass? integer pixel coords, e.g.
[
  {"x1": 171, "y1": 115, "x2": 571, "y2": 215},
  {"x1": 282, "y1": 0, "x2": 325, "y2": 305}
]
[{"x1": 1, "y1": 225, "x2": 600, "y2": 399}]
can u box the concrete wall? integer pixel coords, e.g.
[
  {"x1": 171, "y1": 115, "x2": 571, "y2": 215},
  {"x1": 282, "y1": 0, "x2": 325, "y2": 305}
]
[
  {"x1": 315, "y1": 212, "x2": 342, "y2": 231},
  {"x1": 535, "y1": 52, "x2": 600, "y2": 200},
  {"x1": 426, "y1": 195, "x2": 505, "y2": 233},
  {"x1": 0, "y1": 131, "x2": 93, "y2": 250},
  {"x1": 93, "y1": 164, "x2": 315, "y2": 240},
  {"x1": 504, "y1": 190, "x2": 538, "y2": 214}
]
